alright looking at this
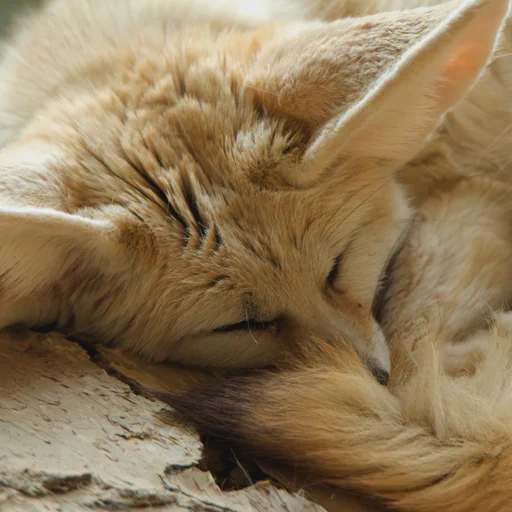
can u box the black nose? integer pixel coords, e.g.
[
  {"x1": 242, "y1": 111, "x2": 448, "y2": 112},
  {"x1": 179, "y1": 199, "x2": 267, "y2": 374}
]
[{"x1": 370, "y1": 365, "x2": 390, "y2": 386}]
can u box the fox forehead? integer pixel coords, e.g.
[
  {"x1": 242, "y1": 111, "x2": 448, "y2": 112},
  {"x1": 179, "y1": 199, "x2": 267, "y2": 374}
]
[
  {"x1": 27, "y1": 46, "x2": 384, "y2": 239},
  {"x1": 151, "y1": 181, "x2": 395, "y2": 302}
]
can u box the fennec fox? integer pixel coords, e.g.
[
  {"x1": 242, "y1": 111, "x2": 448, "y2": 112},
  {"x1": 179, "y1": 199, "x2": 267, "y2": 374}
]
[{"x1": 2, "y1": 0, "x2": 512, "y2": 510}]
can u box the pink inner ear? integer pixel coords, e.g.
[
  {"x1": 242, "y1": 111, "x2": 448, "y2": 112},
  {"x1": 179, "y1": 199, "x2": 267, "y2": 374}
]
[
  {"x1": 438, "y1": 3, "x2": 508, "y2": 110},
  {"x1": 437, "y1": 43, "x2": 491, "y2": 111},
  {"x1": 444, "y1": 37, "x2": 493, "y2": 80},
  {"x1": 450, "y1": 43, "x2": 481, "y2": 71}
]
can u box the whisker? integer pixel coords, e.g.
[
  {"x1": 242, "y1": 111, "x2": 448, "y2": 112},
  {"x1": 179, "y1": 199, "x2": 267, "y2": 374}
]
[
  {"x1": 244, "y1": 84, "x2": 279, "y2": 99},
  {"x1": 230, "y1": 449, "x2": 254, "y2": 487},
  {"x1": 246, "y1": 309, "x2": 259, "y2": 345},
  {"x1": 491, "y1": 51, "x2": 512, "y2": 61},
  {"x1": 318, "y1": 174, "x2": 389, "y2": 241},
  {"x1": 325, "y1": 174, "x2": 397, "y2": 243}
]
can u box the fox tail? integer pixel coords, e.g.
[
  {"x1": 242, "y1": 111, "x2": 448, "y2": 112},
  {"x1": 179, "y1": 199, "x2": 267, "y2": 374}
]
[{"x1": 164, "y1": 332, "x2": 512, "y2": 512}]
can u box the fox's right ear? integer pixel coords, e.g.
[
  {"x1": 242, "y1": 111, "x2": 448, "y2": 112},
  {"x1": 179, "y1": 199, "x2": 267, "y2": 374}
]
[
  {"x1": 0, "y1": 143, "x2": 138, "y2": 299},
  {"x1": 248, "y1": 0, "x2": 508, "y2": 187},
  {"x1": 0, "y1": 204, "x2": 134, "y2": 300}
]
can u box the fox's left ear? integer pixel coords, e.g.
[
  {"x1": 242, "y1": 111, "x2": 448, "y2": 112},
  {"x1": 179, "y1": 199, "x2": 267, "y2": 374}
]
[{"x1": 248, "y1": 0, "x2": 509, "y2": 186}]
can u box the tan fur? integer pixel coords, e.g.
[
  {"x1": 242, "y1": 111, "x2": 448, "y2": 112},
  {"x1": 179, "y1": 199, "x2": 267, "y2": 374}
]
[
  {"x1": 3, "y1": 0, "x2": 512, "y2": 510},
  {"x1": 169, "y1": 322, "x2": 512, "y2": 511}
]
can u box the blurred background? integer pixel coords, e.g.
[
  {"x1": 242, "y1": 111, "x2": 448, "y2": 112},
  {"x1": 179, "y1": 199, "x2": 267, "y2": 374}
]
[{"x1": 0, "y1": 0, "x2": 42, "y2": 38}]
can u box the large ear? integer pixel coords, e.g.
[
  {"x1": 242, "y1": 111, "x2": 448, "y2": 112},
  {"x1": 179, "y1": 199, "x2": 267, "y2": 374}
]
[
  {"x1": 247, "y1": 0, "x2": 508, "y2": 186},
  {"x1": 0, "y1": 206, "x2": 128, "y2": 299}
]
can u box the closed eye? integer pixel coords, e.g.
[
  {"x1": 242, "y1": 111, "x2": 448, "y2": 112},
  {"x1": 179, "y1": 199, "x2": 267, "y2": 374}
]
[
  {"x1": 213, "y1": 318, "x2": 275, "y2": 333},
  {"x1": 326, "y1": 252, "x2": 344, "y2": 288}
]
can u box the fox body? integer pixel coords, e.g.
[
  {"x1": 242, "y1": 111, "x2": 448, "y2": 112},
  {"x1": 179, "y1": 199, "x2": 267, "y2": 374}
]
[{"x1": 2, "y1": 0, "x2": 512, "y2": 510}]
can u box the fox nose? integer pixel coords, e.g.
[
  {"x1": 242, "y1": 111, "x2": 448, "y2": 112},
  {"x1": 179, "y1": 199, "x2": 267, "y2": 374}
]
[{"x1": 369, "y1": 364, "x2": 389, "y2": 386}]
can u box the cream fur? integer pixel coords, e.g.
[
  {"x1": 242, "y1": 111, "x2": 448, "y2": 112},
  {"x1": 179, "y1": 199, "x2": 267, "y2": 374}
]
[{"x1": 2, "y1": 0, "x2": 512, "y2": 509}]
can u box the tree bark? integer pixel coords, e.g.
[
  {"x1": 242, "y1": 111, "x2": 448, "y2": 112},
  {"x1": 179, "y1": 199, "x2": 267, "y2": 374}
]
[{"x1": 0, "y1": 329, "x2": 324, "y2": 511}]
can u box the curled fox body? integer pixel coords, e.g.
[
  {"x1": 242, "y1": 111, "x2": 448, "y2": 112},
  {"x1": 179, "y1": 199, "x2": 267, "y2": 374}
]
[{"x1": 2, "y1": 0, "x2": 512, "y2": 510}]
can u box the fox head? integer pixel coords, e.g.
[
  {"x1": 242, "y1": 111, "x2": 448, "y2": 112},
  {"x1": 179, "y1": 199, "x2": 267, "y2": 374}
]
[{"x1": 0, "y1": 0, "x2": 507, "y2": 376}]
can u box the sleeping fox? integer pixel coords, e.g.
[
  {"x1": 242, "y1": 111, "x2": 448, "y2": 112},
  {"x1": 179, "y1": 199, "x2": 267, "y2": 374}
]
[{"x1": 2, "y1": 0, "x2": 512, "y2": 510}]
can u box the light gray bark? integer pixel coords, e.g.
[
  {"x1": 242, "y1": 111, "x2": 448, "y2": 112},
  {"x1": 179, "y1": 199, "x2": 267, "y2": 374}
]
[{"x1": 0, "y1": 329, "x2": 323, "y2": 511}]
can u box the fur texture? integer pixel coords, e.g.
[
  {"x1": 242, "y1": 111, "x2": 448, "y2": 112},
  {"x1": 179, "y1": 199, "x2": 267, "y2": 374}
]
[
  {"x1": 167, "y1": 315, "x2": 512, "y2": 511},
  {"x1": 2, "y1": 0, "x2": 512, "y2": 510}
]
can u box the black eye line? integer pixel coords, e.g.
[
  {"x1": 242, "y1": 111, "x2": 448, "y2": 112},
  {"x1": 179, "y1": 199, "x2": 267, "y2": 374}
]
[
  {"x1": 326, "y1": 229, "x2": 362, "y2": 288},
  {"x1": 327, "y1": 252, "x2": 345, "y2": 288},
  {"x1": 371, "y1": 220, "x2": 412, "y2": 323},
  {"x1": 213, "y1": 318, "x2": 276, "y2": 334}
]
